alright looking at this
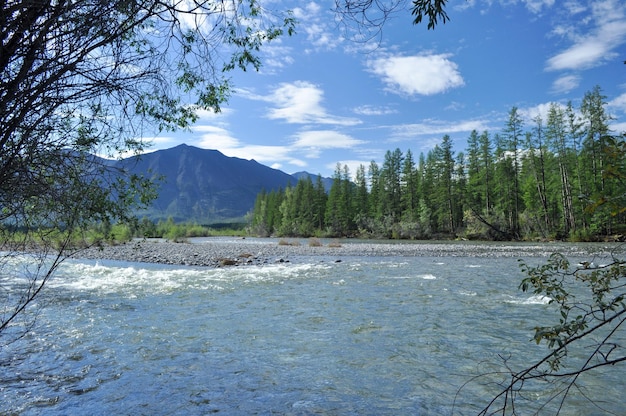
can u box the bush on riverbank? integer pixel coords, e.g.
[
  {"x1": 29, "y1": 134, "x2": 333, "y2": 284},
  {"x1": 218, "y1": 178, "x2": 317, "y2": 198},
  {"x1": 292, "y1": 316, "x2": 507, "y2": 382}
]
[{"x1": 139, "y1": 217, "x2": 246, "y2": 241}]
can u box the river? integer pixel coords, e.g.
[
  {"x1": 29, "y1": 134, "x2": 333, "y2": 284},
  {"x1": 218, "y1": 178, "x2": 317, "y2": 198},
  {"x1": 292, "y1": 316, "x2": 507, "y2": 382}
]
[{"x1": 1, "y1": 240, "x2": 624, "y2": 415}]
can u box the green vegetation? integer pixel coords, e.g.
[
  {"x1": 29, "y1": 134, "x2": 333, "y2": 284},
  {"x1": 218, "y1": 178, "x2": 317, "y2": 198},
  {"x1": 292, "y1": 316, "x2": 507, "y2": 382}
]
[
  {"x1": 145, "y1": 218, "x2": 247, "y2": 241},
  {"x1": 94, "y1": 217, "x2": 247, "y2": 243},
  {"x1": 251, "y1": 86, "x2": 625, "y2": 242},
  {"x1": 0, "y1": 218, "x2": 247, "y2": 251}
]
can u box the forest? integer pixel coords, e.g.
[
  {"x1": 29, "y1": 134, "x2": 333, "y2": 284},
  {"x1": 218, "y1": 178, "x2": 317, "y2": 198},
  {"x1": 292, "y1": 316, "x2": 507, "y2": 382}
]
[{"x1": 250, "y1": 86, "x2": 626, "y2": 241}]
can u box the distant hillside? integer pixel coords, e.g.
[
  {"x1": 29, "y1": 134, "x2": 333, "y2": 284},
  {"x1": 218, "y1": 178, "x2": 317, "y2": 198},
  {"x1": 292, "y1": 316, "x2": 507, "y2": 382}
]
[
  {"x1": 291, "y1": 171, "x2": 334, "y2": 192},
  {"x1": 117, "y1": 144, "x2": 299, "y2": 223}
]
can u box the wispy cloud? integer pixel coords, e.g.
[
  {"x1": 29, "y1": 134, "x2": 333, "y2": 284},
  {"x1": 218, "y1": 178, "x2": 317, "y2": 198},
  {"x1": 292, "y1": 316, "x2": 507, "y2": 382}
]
[
  {"x1": 518, "y1": 102, "x2": 563, "y2": 123},
  {"x1": 608, "y1": 92, "x2": 626, "y2": 115},
  {"x1": 551, "y1": 74, "x2": 581, "y2": 94},
  {"x1": 608, "y1": 92, "x2": 626, "y2": 133},
  {"x1": 195, "y1": 130, "x2": 306, "y2": 170},
  {"x1": 194, "y1": 125, "x2": 242, "y2": 149},
  {"x1": 521, "y1": 0, "x2": 556, "y2": 14},
  {"x1": 391, "y1": 118, "x2": 492, "y2": 138},
  {"x1": 222, "y1": 144, "x2": 306, "y2": 169},
  {"x1": 546, "y1": 0, "x2": 626, "y2": 71},
  {"x1": 353, "y1": 105, "x2": 397, "y2": 116},
  {"x1": 292, "y1": 130, "x2": 365, "y2": 155},
  {"x1": 260, "y1": 43, "x2": 295, "y2": 73},
  {"x1": 263, "y1": 81, "x2": 362, "y2": 126},
  {"x1": 366, "y1": 53, "x2": 464, "y2": 96},
  {"x1": 292, "y1": 2, "x2": 344, "y2": 52}
]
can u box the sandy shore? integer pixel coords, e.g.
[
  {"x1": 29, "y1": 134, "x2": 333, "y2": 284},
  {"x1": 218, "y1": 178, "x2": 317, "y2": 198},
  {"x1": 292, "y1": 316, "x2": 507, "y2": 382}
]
[{"x1": 68, "y1": 238, "x2": 624, "y2": 268}]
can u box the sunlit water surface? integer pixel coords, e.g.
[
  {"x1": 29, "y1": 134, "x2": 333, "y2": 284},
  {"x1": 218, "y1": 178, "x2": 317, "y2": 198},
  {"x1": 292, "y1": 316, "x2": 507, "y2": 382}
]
[{"x1": 1, "y1": 244, "x2": 624, "y2": 415}]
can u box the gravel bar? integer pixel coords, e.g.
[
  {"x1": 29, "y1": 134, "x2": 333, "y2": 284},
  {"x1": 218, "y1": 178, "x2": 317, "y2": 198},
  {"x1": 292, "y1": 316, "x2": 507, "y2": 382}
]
[{"x1": 69, "y1": 238, "x2": 626, "y2": 268}]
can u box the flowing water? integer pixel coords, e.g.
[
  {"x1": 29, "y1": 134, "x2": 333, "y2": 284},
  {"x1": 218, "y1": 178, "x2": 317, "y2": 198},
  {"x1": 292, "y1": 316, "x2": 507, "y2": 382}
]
[{"x1": 1, "y1": 242, "x2": 624, "y2": 415}]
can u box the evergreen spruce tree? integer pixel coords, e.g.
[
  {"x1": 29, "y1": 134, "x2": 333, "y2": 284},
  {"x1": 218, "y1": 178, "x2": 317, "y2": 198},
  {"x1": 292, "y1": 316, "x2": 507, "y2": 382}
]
[
  {"x1": 502, "y1": 107, "x2": 525, "y2": 238},
  {"x1": 401, "y1": 149, "x2": 419, "y2": 222}
]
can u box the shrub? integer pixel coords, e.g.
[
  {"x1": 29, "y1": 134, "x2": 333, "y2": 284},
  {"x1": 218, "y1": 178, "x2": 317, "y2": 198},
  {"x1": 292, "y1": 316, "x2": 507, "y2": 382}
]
[{"x1": 308, "y1": 237, "x2": 322, "y2": 247}]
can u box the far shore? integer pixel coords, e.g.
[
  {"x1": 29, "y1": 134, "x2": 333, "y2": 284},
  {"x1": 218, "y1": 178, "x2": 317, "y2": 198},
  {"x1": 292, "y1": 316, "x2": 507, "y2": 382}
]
[{"x1": 67, "y1": 237, "x2": 626, "y2": 268}]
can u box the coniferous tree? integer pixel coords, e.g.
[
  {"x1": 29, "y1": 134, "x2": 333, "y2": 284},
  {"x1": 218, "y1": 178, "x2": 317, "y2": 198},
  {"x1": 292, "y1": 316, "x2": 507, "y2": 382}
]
[
  {"x1": 493, "y1": 133, "x2": 517, "y2": 238},
  {"x1": 325, "y1": 163, "x2": 353, "y2": 236},
  {"x1": 453, "y1": 151, "x2": 466, "y2": 232},
  {"x1": 580, "y1": 86, "x2": 614, "y2": 234},
  {"x1": 354, "y1": 164, "x2": 370, "y2": 226},
  {"x1": 267, "y1": 189, "x2": 284, "y2": 235},
  {"x1": 479, "y1": 130, "x2": 495, "y2": 215},
  {"x1": 502, "y1": 107, "x2": 525, "y2": 237},
  {"x1": 566, "y1": 101, "x2": 588, "y2": 232},
  {"x1": 581, "y1": 86, "x2": 611, "y2": 197},
  {"x1": 292, "y1": 177, "x2": 316, "y2": 236},
  {"x1": 419, "y1": 151, "x2": 435, "y2": 235},
  {"x1": 341, "y1": 164, "x2": 355, "y2": 234},
  {"x1": 278, "y1": 186, "x2": 297, "y2": 236},
  {"x1": 368, "y1": 160, "x2": 383, "y2": 222},
  {"x1": 466, "y1": 130, "x2": 483, "y2": 210},
  {"x1": 546, "y1": 103, "x2": 576, "y2": 236},
  {"x1": 401, "y1": 149, "x2": 419, "y2": 221},
  {"x1": 521, "y1": 117, "x2": 552, "y2": 237},
  {"x1": 313, "y1": 175, "x2": 327, "y2": 231},
  {"x1": 381, "y1": 148, "x2": 404, "y2": 220},
  {"x1": 251, "y1": 189, "x2": 270, "y2": 236},
  {"x1": 431, "y1": 136, "x2": 455, "y2": 233}
]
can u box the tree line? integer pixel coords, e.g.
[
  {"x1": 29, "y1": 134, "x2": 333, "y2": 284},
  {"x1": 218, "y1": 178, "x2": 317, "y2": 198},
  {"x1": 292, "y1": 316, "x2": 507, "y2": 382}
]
[{"x1": 250, "y1": 86, "x2": 625, "y2": 241}]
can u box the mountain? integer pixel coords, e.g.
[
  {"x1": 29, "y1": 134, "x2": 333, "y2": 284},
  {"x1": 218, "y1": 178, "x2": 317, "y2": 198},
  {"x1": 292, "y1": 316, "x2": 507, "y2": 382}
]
[
  {"x1": 117, "y1": 144, "x2": 298, "y2": 223},
  {"x1": 291, "y1": 171, "x2": 334, "y2": 192}
]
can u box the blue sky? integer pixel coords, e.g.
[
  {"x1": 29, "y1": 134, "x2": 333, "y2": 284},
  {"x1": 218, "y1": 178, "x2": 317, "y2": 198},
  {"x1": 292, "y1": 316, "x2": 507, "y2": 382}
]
[{"x1": 148, "y1": 0, "x2": 626, "y2": 178}]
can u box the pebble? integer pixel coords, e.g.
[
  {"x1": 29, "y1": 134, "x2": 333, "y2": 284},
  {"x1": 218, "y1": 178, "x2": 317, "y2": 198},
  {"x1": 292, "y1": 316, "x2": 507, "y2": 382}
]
[{"x1": 69, "y1": 239, "x2": 625, "y2": 268}]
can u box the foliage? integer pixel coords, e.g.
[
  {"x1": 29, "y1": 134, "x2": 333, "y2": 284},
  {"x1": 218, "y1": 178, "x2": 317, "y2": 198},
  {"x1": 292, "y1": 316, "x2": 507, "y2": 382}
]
[
  {"x1": 251, "y1": 86, "x2": 625, "y2": 241},
  {"x1": 411, "y1": 0, "x2": 449, "y2": 29},
  {"x1": 135, "y1": 217, "x2": 245, "y2": 240},
  {"x1": 334, "y1": 0, "x2": 450, "y2": 39}
]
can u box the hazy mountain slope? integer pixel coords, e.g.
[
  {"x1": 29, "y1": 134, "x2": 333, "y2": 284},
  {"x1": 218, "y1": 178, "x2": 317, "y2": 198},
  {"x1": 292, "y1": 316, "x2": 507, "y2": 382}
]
[{"x1": 118, "y1": 144, "x2": 297, "y2": 223}]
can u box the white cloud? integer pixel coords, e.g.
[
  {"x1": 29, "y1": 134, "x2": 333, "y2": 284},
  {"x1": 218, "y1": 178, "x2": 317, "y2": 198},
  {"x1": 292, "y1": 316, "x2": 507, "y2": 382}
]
[
  {"x1": 608, "y1": 92, "x2": 626, "y2": 115},
  {"x1": 146, "y1": 135, "x2": 178, "y2": 147},
  {"x1": 292, "y1": 2, "x2": 343, "y2": 51},
  {"x1": 265, "y1": 81, "x2": 361, "y2": 125},
  {"x1": 551, "y1": 74, "x2": 580, "y2": 94},
  {"x1": 391, "y1": 118, "x2": 492, "y2": 138},
  {"x1": 546, "y1": 0, "x2": 626, "y2": 71},
  {"x1": 518, "y1": 102, "x2": 563, "y2": 123},
  {"x1": 367, "y1": 54, "x2": 464, "y2": 96},
  {"x1": 194, "y1": 125, "x2": 241, "y2": 149},
  {"x1": 194, "y1": 107, "x2": 231, "y2": 120},
  {"x1": 522, "y1": 0, "x2": 556, "y2": 14},
  {"x1": 610, "y1": 121, "x2": 626, "y2": 134},
  {"x1": 353, "y1": 105, "x2": 397, "y2": 116},
  {"x1": 261, "y1": 44, "x2": 294, "y2": 73},
  {"x1": 220, "y1": 144, "x2": 299, "y2": 164},
  {"x1": 563, "y1": 0, "x2": 586, "y2": 15},
  {"x1": 292, "y1": 130, "x2": 365, "y2": 151}
]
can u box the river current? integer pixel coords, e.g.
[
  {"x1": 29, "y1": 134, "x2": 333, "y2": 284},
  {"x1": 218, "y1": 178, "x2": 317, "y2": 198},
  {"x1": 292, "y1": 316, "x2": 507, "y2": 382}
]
[{"x1": 1, "y1": 241, "x2": 624, "y2": 415}]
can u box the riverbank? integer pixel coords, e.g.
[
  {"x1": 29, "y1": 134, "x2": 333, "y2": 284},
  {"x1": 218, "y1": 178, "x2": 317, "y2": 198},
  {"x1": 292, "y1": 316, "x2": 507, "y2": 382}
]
[{"x1": 69, "y1": 237, "x2": 626, "y2": 267}]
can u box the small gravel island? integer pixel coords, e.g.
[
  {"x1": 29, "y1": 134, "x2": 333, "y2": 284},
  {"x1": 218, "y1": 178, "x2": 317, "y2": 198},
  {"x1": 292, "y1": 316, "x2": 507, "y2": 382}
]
[{"x1": 70, "y1": 237, "x2": 625, "y2": 267}]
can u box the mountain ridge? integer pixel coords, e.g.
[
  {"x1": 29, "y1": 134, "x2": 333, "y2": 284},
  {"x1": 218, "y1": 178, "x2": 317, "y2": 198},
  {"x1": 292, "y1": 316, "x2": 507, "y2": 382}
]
[{"x1": 116, "y1": 144, "x2": 325, "y2": 223}]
